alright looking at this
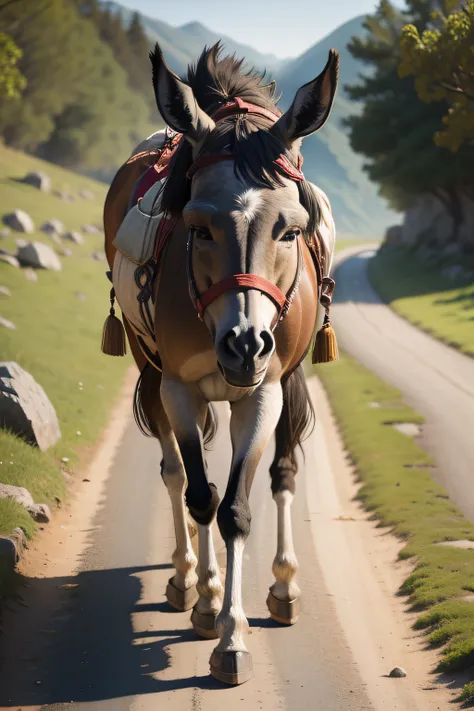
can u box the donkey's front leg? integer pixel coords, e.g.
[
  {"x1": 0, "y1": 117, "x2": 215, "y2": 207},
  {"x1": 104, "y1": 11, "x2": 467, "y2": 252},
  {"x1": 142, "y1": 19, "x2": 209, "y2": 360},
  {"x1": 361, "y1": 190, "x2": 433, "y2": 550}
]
[
  {"x1": 211, "y1": 382, "x2": 283, "y2": 685},
  {"x1": 160, "y1": 377, "x2": 222, "y2": 628}
]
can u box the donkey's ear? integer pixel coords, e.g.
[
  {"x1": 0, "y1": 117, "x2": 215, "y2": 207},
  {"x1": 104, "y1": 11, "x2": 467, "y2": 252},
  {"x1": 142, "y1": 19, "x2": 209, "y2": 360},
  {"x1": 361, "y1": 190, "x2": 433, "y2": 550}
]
[
  {"x1": 273, "y1": 49, "x2": 339, "y2": 145},
  {"x1": 150, "y1": 44, "x2": 215, "y2": 148}
]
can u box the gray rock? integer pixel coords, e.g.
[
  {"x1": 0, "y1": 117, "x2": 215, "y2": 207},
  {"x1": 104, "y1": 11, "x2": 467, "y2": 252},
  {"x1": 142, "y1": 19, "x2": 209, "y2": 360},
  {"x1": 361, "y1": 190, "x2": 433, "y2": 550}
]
[
  {"x1": 0, "y1": 527, "x2": 26, "y2": 567},
  {"x1": 75, "y1": 291, "x2": 87, "y2": 301},
  {"x1": 60, "y1": 248, "x2": 73, "y2": 257},
  {"x1": 0, "y1": 254, "x2": 20, "y2": 268},
  {"x1": 49, "y1": 233, "x2": 62, "y2": 246},
  {"x1": 0, "y1": 228, "x2": 10, "y2": 238},
  {"x1": 442, "y1": 242, "x2": 462, "y2": 257},
  {"x1": 21, "y1": 171, "x2": 51, "y2": 192},
  {"x1": 389, "y1": 667, "x2": 407, "y2": 678},
  {"x1": 0, "y1": 286, "x2": 11, "y2": 297},
  {"x1": 91, "y1": 251, "x2": 106, "y2": 262},
  {"x1": 63, "y1": 231, "x2": 84, "y2": 245},
  {"x1": 40, "y1": 219, "x2": 64, "y2": 236},
  {"x1": 441, "y1": 265, "x2": 465, "y2": 281},
  {"x1": 14, "y1": 237, "x2": 28, "y2": 249},
  {"x1": 79, "y1": 189, "x2": 95, "y2": 200},
  {"x1": 0, "y1": 484, "x2": 51, "y2": 523},
  {"x1": 23, "y1": 268, "x2": 38, "y2": 282},
  {"x1": 17, "y1": 242, "x2": 62, "y2": 271},
  {"x1": 0, "y1": 361, "x2": 61, "y2": 450},
  {"x1": 385, "y1": 225, "x2": 402, "y2": 245},
  {"x1": 3, "y1": 209, "x2": 35, "y2": 234},
  {"x1": 82, "y1": 224, "x2": 100, "y2": 234},
  {"x1": 0, "y1": 316, "x2": 16, "y2": 330}
]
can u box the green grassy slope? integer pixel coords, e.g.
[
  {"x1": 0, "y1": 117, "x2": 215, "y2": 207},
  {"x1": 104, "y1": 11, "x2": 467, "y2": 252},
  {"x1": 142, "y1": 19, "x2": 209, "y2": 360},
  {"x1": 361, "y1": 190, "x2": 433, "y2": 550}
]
[
  {"x1": 0, "y1": 146, "x2": 128, "y2": 553},
  {"x1": 316, "y1": 353, "x2": 474, "y2": 701},
  {"x1": 369, "y1": 245, "x2": 474, "y2": 358}
]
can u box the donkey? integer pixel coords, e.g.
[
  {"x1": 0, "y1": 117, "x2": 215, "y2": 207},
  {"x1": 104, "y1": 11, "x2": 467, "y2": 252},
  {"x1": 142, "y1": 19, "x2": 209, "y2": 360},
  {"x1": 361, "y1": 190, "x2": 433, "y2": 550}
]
[{"x1": 103, "y1": 43, "x2": 339, "y2": 685}]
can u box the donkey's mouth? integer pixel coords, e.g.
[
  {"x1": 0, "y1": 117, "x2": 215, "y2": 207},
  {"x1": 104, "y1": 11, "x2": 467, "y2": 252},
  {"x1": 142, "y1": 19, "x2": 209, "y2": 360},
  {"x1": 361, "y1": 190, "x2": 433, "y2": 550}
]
[{"x1": 218, "y1": 362, "x2": 266, "y2": 389}]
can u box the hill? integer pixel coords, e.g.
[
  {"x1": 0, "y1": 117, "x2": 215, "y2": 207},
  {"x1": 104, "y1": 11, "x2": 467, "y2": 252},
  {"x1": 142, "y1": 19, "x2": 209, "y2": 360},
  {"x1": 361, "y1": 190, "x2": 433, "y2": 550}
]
[
  {"x1": 0, "y1": 145, "x2": 127, "y2": 552},
  {"x1": 107, "y1": 3, "x2": 396, "y2": 236}
]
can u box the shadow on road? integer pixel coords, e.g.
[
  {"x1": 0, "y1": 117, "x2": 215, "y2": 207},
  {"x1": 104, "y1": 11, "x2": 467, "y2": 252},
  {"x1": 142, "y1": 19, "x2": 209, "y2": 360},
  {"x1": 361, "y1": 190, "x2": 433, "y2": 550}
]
[{"x1": 0, "y1": 562, "x2": 227, "y2": 706}]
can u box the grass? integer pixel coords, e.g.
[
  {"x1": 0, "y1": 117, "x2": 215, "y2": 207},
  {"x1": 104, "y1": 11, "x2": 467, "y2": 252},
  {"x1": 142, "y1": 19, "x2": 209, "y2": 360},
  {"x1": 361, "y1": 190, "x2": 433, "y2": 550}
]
[
  {"x1": 0, "y1": 145, "x2": 129, "y2": 589},
  {"x1": 335, "y1": 236, "x2": 379, "y2": 254},
  {"x1": 315, "y1": 352, "x2": 474, "y2": 697},
  {"x1": 369, "y1": 243, "x2": 474, "y2": 357}
]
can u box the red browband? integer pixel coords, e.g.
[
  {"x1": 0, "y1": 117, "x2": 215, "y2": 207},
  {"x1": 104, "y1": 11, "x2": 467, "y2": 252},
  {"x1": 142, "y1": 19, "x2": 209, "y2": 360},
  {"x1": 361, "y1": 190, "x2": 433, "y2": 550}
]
[{"x1": 186, "y1": 98, "x2": 305, "y2": 182}]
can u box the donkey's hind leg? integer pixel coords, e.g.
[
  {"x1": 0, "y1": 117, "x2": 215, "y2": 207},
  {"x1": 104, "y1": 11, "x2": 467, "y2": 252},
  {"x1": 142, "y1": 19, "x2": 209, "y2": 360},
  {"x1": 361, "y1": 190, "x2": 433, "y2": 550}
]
[
  {"x1": 267, "y1": 366, "x2": 314, "y2": 625},
  {"x1": 135, "y1": 365, "x2": 198, "y2": 611}
]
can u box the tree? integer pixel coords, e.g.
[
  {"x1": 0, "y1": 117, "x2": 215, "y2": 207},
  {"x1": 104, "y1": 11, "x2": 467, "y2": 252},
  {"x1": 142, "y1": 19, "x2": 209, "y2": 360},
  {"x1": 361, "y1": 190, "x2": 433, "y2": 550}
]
[
  {"x1": 0, "y1": 0, "x2": 152, "y2": 173},
  {"x1": 0, "y1": 31, "x2": 25, "y2": 99},
  {"x1": 399, "y1": 0, "x2": 474, "y2": 151},
  {"x1": 344, "y1": 0, "x2": 474, "y2": 237}
]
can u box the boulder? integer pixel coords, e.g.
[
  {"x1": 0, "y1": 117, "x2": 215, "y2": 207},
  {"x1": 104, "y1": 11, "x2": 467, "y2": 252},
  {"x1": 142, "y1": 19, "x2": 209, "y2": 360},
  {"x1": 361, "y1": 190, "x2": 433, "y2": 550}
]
[
  {"x1": 0, "y1": 527, "x2": 26, "y2": 567},
  {"x1": 0, "y1": 361, "x2": 61, "y2": 450},
  {"x1": 79, "y1": 189, "x2": 95, "y2": 200},
  {"x1": 91, "y1": 250, "x2": 106, "y2": 262},
  {"x1": 0, "y1": 254, "x2": 19, "y2": 268},
  {"x1": 82, "y1": 224, "x2": 100, "y2": 234},
  {"x1": 61, "y1": 248, "x2": 73, "y2": 257},
  {"x1": 0, "y1": 316, "x2": 16, "y2": 330},
  {"x1": 0, "y1": 228, "x2": 10, "y2": 238},
  {"x1": 0, "y1": 484, "x2": 51, "y2": 523},
  {"x1": 3, "y1": 209, "x2": 35, "y2": 234},
  {"x1": 40, "y1": 219, "x2": 65, "y2": 236},
  {"x1": 385, "y1": 225, "x2": 402, "y2": 245},
  {"x1": 17, "y1": 242, "x2": 62, "y2": 271},
  {"x1": 21, "y1": 171, "x2": 51, "y2": 192},
  {"x1": 14, "y1": 237, "x2": 28, "y2": 249},
  {"x1": 63, "y1": 231, "x2": 84, "y2": 245},
  {"x1": 0, "y1": 286, "x2": 11, "y2": 297}
]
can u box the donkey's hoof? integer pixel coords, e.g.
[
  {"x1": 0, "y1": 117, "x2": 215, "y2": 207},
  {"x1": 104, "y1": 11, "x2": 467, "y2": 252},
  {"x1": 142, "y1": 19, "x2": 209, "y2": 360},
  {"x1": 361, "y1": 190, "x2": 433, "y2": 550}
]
[
  {"x1": 266, "y1": 591, "x2": 300, "y2": 625},
  {"x1": 166, "y1": 578, "x2": 199, "y2": 612},
  {"x1": 210, "y1": 650, "x2": 253, "y2": 685},
  {"x1": 191, "y1": 608, "x2": 218, "y2": 639}
]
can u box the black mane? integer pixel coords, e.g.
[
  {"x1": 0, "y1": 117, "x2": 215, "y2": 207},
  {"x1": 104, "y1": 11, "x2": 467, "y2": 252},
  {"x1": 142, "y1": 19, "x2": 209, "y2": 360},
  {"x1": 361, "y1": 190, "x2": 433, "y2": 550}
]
[{"x1": 158, "y1": 43, "x2": 322, "y2": 241}]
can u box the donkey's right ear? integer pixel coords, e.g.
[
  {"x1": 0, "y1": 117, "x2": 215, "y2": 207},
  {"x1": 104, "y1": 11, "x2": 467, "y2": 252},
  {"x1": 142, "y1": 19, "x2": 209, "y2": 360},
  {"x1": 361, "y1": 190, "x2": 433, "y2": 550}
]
[{"x1": 150, "y1": 44, "x2": 215, "y2": 149}]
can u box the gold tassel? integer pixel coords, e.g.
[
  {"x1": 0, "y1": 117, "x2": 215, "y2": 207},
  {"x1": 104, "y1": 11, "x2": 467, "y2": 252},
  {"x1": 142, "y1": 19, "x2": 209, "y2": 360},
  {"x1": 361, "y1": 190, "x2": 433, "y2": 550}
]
[
  {"x1": 312, "y1": 311, "x2": 339, "y2": 364},
  {"x1": 101, "y1": 287, "x2": 127, "y2": 356}
]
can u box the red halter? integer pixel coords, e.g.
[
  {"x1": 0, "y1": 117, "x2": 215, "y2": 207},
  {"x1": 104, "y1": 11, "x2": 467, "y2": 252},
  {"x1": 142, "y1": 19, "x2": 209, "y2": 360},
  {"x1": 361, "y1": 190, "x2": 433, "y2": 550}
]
[{"x1": 186, "y1": 98, "x2": 306, "y2": 325}]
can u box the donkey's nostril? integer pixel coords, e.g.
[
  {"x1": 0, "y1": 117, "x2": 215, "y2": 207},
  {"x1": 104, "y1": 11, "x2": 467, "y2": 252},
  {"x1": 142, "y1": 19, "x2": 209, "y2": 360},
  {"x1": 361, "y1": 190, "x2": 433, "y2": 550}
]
[{"x1": 260, "y1": 330, "x2": 274, "y2": 358}]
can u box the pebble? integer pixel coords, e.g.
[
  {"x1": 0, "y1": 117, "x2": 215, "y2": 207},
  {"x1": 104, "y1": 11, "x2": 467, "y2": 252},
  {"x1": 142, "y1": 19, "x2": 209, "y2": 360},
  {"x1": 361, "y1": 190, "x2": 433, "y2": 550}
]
[{"x1": 389, "y1": 667, "x2": 407, "y2": 678}]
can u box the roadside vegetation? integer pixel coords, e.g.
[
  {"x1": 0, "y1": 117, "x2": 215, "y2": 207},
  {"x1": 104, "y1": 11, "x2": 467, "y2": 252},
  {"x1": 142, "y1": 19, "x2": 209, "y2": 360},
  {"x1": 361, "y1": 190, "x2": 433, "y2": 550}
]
[
  {"x1": 369, "y1": 244, "x2": 474, "y2": 357},
  {"x1": 316, "y1": 352, "x2": 474, "y2": 702},
  {"x1": 0, "y1": 146, "x2": 129, "y2": 590}
]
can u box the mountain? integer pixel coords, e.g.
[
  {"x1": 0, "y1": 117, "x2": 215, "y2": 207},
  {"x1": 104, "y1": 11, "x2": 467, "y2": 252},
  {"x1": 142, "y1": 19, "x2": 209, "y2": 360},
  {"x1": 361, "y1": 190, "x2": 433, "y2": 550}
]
[
  {"x1": 107, "y1": 3, "x2": 395, "y2": 237},
  {"x1": 104, "y1": 3, "x2": 283, "y2": 77}
]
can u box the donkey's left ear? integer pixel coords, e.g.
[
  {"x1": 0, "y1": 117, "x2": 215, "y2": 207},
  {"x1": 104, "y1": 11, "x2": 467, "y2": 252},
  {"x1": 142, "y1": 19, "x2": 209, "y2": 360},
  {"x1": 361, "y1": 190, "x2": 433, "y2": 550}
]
[
  {"x1": 273, "y1": 49, "x2": 339, "y2": 145},
  {"x1": 150, "y1": 43, "x2": 215, "y2": 148}
]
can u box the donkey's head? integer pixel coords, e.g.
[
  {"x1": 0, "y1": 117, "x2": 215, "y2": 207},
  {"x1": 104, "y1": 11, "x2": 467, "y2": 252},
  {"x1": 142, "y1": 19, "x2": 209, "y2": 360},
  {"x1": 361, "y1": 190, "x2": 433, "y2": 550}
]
[{"x1": 151, "y1": 44, "x2": 339, "y2": 388}]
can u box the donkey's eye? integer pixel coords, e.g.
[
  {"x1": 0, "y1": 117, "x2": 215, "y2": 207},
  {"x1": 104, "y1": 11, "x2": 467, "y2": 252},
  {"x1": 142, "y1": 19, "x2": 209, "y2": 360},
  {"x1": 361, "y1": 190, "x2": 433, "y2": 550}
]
[
  {"x1": 281, "y1": 229, "x2": 300, "y2": 242},
  {"x1": 191, "y1": 226, "x2": 213, "y2": 241}
]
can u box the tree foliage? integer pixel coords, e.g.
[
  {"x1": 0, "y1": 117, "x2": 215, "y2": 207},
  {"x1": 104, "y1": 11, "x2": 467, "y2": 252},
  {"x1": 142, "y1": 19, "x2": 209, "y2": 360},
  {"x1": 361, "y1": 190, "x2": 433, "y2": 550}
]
[
  {"x1": 0, "y1": 31, "x2": 25, "y2": 99},
  {"x1": 0, "y1": 0, "x2": 156, "y2": 175},
  {"x1": 399, "y1": 0, "x2": 474, "y2": 151},
  {"x1": 344, "y1": 0, "x2": 474, "y2": 218}
]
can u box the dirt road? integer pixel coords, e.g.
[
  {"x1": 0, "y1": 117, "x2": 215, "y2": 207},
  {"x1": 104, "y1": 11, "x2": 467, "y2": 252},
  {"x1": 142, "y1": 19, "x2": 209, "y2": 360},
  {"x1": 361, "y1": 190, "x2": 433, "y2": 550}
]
[
  {"x1": 0, "y1": 369, "x2": 452, "y2": 710},
  {"x1": 332, "y1": 248, "x2": 474, "y2": 522}
]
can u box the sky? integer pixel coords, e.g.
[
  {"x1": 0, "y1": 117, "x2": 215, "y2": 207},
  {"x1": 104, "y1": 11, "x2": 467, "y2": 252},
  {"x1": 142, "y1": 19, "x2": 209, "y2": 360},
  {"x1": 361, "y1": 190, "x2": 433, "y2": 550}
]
[{"x1": 116, "y1": 0, "x2": 405, "y2": 57}]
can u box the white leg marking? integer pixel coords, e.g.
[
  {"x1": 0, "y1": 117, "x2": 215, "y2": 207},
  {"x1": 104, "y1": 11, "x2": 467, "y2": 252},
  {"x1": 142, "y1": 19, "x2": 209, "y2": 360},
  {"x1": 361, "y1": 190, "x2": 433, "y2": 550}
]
[
  {"x1": 195, "y1": 523, "x2": 223, "y2": 615},
  {"x1": 271, "y1": 490, "x2": 300, "y2": 601},
  {"x1": 161, "y1": 435, "x2": 198, "y2": 591},
  {"x1": 215, "y1": 537, "x2": 248, "y2": 652}
]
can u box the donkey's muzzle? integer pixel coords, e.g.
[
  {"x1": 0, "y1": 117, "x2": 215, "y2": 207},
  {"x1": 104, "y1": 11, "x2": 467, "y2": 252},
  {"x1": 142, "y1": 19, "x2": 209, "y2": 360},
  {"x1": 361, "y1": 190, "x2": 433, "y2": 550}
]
[{"x1": 216, "y1": 326, "x2": 274, "y2": 386}]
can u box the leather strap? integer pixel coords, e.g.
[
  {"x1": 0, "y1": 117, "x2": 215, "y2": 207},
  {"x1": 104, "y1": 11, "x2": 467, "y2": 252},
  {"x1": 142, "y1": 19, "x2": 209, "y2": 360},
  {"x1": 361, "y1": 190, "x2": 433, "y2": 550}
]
[
  {"x1": 212, "y1": 97, "x2": 282, "y2": 124},
  {"x1": 187, "y1": 230, "x2": 303, "y2": 329}
]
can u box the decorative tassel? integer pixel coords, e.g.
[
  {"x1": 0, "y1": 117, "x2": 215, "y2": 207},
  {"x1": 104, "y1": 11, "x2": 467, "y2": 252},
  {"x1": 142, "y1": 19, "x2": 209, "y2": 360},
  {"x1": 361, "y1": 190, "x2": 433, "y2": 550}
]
[
  {"x1": 312, "y1": 311, "x2": 339, "y2": 364},
  {"x1": 101, "y1": 287, "x2": 127, "y2": 356}
]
